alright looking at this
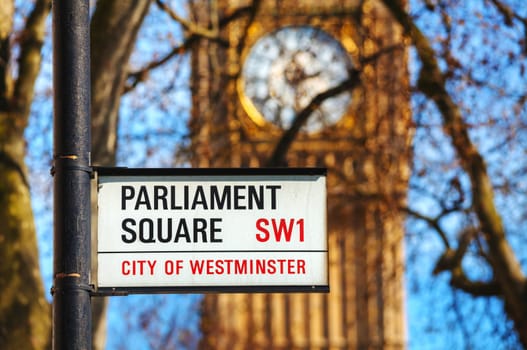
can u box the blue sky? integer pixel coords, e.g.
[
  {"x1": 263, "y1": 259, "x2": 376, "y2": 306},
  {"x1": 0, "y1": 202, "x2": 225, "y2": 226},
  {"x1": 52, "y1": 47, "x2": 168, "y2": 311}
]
[{"x1": 22, "y1": 0, "x2": 527, "y2": 348}]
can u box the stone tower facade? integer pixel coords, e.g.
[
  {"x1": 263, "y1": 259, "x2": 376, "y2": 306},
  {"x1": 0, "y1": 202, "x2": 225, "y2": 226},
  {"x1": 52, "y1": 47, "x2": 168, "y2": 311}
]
[{"x1": 189, "y1": 0, "x2": 411, "y2": 348}]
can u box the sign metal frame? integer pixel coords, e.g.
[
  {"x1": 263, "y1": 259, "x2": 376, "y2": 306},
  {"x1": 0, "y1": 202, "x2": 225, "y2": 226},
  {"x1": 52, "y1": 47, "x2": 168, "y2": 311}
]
[{"x1": 94, "y1": 167, "x2": 329, "y2": 295}]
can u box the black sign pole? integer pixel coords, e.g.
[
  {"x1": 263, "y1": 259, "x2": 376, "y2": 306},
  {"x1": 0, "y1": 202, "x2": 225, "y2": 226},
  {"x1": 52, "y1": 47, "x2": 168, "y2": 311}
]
[{"x1": 51, "y1": 0, "x2": 92, "y2": 349}]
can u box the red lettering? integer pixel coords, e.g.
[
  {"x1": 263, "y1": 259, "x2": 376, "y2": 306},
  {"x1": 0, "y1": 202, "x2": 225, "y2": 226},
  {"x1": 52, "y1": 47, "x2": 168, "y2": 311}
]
[
  {"x1": 235, "y1": 260, "x2": 247, "y2": 274},
  {"x1": 297, "y1": 259, "x2": 306, "y2": 274},
  {"x1": 122, "y1": 260, "x2": 131, "y2": 275},
  {"x1": 267, "y1": 259, "x2": 276, "y2": 274},
  {"x1": 215, "y1": 260, "x2": 222, "y2": 274},
  {"x1": 187, "y1": 258, "x2": 306, "y2": 275},
  {"x1": 137, "y1": 260, "x2": 145, "y2": 274},
  {"x1": 176, "y1": 260, "x2": 184, "y2": 274},
  {"x1": 207, "y1": 260, "x2": 215, "y2": 274},
  {"x1": 121, "y1": 260, "x2": 156, "y2": 275},
  {"x1": 297, "y1": 218, "x2": 304, "y2": 242},
  {"x1": 255, "y1": 218, "x2": 270, "y2": 242},
  {"x1": 189, "y1": 259, "x2": 205, "y2": 274},
  {"x1": 288, "y1": 259, "x2": 296, "y2": 274},
  {"x1": 164, "y1": 260, "x2": 184, "y2": 275},
  {"x1": 277, "y1": 259, "x2": 286, "y2": 273},
  {"x1": 165, "y1": 260, "x2": 174, "y2": 274},
  {"x1": 272, "y1": 219, "x2": 295, "y2": 242},
  {"x1": 256, "y1": 218, "x2": 305, "y2": 242},
  {"x1": 147, "y1": 260, "x2": 156, "y2": 275}
]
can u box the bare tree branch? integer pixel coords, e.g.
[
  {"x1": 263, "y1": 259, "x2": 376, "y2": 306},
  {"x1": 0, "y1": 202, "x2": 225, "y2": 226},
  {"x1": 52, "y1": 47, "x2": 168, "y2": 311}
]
[
  {"x1": 381, "y1": 0, "x2": 525, "y2": 282},
  {"x1": 404, "y1": 207, "x2": 451, "y2": 249},
  {"x1": 380, "y1": 0, "x2": 527, "y2": 345},
  {"x1": 266, "y1": 70, "x2": 360, "y2": 167},
  {"x1": 124, "y1": 39, "x2": 195, "y2": 94},
  {"x1": 124, "y1": 3, "x2": 255, "y2": 92},
  {"x1": 489, "y1": 0, "x2": 527, "y2": 53},
  {"x1": 490, "y1": 0, "x2": 520, "y2": 26},
  {"x1": 405, "y1": 197, "x2": 502, "y2": 298},
  {"x1": 155, "y1": 0, "x2": 219, "y2": 39},
  {"x1": 90, "y1": 0, "x2": 151, "y2": 166},
  {"x1": 449, "y1": 269, "x2": 502, "y2": 296},
  {"x1": 266, "y1": 41, "x2": 405, "y2": 167},
  {"x1": 233, "y1": 0, "x2": 261, "y2": 60},
  {"x1": 0, "y1": 0, "x2": 14, "y2": 108},
  {"x1": 13, "y1": 0, "x2": 50, "y2": 118}
]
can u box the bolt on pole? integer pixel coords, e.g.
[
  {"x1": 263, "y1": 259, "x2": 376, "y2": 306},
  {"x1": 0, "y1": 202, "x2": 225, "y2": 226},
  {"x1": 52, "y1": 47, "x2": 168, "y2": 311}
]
[{"x1": 51, "y1": 0, "x2": 92, "y2": 349}]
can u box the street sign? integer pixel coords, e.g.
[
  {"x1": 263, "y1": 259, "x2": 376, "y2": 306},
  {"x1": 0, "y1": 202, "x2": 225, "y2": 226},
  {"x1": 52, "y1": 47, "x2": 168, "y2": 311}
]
[{"x1": 95, "y1": 167, "x2": 328, "y2": 293}]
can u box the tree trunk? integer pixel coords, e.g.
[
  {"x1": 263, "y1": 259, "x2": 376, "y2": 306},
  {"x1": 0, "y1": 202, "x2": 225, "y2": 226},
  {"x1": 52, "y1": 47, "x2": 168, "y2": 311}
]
[
  {"x1": 0, "y1": 0, "x2": 153, "y2": 348},
  {"x1": 0, "y1": 0, "x2": 51, "y2": 348},
  {"x1": 89, "y1": 1, "x2": 151, "y2": 349},
  {"x1": 0, "y1": 132, "x2": 51, "y2": 350}
]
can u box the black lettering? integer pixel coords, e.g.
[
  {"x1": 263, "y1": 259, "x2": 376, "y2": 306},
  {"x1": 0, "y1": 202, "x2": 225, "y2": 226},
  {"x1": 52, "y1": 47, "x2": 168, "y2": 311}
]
[
  {"x1": 135, "y1": 186, "x2": 151, "y2": 210},
  {"x1": 184, "y1": 186, "x2": 190, "y2": 209},
  {"x1": 174, "y1": 219, "x2": 190, "y2": 242},
  {"x1": 153, "y1": 186, "x2": 168, "y2": 210},
  {"x1": 210, "y1": 186, "x2": 231, "y2": 209},
  {"x1": 234, "y1": 185, "x2": 245, "y2": 209},
  {"x1": 210, "y1": 218, "x2": 223, "y2": 242},
  {"x1": 139, "y1": 218, "x2": 155, "y2": 243},
  {"x1": 193, "y1": 218, "x2": 208, "y2": 242},
  {"x1": 121, "y1": 218, "x2": 136, "y2": 243},
  {"x1": 192, "y1": 185, "x2": 208, "y2": 209},
  {"x1": 157, "y1": 218, "x2": 172, "y2": 243},
  {"x1": 121, "y1": 186, "x2": 135, "y2": 210},
  {"x1": 248, "y1": 185, "x2": 264, "y2": 209},
  {"x1": 266, "y1": 185, "x2": 281, "y2": 209}
]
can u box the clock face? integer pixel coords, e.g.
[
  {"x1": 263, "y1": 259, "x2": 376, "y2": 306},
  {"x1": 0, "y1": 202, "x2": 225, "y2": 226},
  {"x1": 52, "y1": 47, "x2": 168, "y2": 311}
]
[{"x1": 239, "y1": 26, "x2": 354, "y2": 133}]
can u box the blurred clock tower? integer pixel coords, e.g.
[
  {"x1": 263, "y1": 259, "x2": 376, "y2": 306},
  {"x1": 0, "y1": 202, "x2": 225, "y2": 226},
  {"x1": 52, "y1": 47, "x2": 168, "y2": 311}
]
[{"x1": 189, "y1": 0, "x2": 411, "y2": 348}]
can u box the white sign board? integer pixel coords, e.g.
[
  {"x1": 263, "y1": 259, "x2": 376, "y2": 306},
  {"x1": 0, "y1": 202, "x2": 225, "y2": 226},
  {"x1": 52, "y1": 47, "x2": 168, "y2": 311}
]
[{"x1": 96, "y1": 168, "x2": 328, "y2": 293}]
